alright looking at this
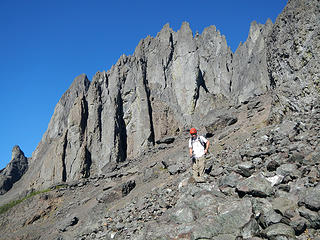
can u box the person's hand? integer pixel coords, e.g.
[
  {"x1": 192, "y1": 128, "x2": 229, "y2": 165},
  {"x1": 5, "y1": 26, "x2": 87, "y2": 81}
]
[{"x1": 204, "y1": 149, "x2": 208, "y2": 154}]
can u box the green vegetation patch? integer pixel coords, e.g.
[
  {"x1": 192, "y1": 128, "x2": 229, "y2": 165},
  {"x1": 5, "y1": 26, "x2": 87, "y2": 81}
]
[{"x1": 0, "y1": 188, "x2": 51, "y2": 215}]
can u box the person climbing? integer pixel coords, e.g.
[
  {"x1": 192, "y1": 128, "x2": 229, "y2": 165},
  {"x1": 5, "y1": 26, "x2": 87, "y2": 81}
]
[{"x1": 189, "y1": 128, "x2": 210, "y2": 183}]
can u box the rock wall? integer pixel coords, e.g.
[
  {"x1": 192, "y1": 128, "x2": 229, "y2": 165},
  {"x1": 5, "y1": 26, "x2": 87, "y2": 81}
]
[
  {"x1": 20, "y1": 21, "x2": 244, "y2": 190},
  {"x1": 231, "y1": 20, "x2": 273, "y2": 103},
  {"x1": 267, "y1": 0, "x2": 320, "y2": 123}
]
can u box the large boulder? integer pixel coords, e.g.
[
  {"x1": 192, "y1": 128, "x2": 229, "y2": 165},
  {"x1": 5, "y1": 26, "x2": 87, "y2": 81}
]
[
  {"x1": 299, "y1": 185, "x2": 320, "y2": 211},
  {"x1": 236, "y1": 173, "x2": 274, "y2": 197}
]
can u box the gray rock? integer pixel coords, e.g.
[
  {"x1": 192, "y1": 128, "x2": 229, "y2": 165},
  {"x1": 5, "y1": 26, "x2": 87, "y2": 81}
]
[
  {"x1": 162, "y1": 154, "x2": 187, "y2": 175},
  {"x1": 167, "y1": 164, "x2": 182, "y2": 175},
  {"x1": 96, "y1": 190, "x2": 120, "y2": 203},
  {"x1": 289, "y1": 215, "x2": 307, "y2": 235},
  {"x1": 235, "y1": 161, "x2": 255, "y2": 177},
  {"x1": 252, "y1": 198, "x2": 273, "y2": 219},
  {"x1": 299, "y1": 186, "x2": 320, "y2": 211},
  {"x1": 204, "y1": 110, "x2": 238, "y2": 134},
  {"x1": 172, "y1": 207, "x2": 194, "y2": 223},
  {"x1": 208, "y1": 166, "x2": 224, "y2": 177},
  {"x1": 261, "y1": 223, "x2": 296, "y2": 240},
  {"x1": 59, "y1": 216, "x2": 79, "y2": 232},
  {"x1": 0, "y1": 146, "x2": 28, "y2": 194},
  {"x1": 122, "y1": 180, "x2": 136, "y2": 197},
  {"x1": 259, "y1": 209, "x2": 283, "y2": 228},
  {"x1": 267, "y1": 160, "x2": 280, "y2": 172},
  {"x1": 155, "y1": 137, "x2": 175, "y2": 144},
  {"x1": 276, "y1": 164, "x2": 301, "y2": 179},
  {"x1": 219, "y1": 172, "x2": 243, "y2": 188},
  {"x1": 271, "y1": 197, "x2": 297, "y2": 216},
  {"x1": 231, "y1": 20, "x2": 272, "y2": 103},
  {"x1": 18, "y1": 74, "x2": 90, "y2": 190},
  {"x1": 298, "y1": 206, "x2": 320, "y2": 229},
  {"x1": 195, "y1": 199, "x2": 253, "y2": 238},
  {"x1": 266, "y1": 175, "x2": 284, "y2": 186},
  {"x1": 267, "y1": 0, "x2": 320, "y2": 123},
  {"x1": 236, "y1": 173, "x2": 274, "y2": 197},
  {"x1": 143, "y1": 166, "x2": 159, "y2": 182}
]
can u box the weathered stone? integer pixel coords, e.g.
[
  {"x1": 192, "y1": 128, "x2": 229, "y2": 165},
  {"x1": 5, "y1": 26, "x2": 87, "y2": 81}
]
[
  {"x1": 155, "y1": 137, "x2": 175, "y2": 145},
  {"x1": 96, "y1": 190, "x2": 120, "y2": 203},
  {"x1": 236, "y1": 173, "x2": 274, "y2": 197},
  {"x1": 0, "y1": 146, "x2": 28, "y2": 194},
  {"x1": 261, "y1": 223, "x2": 296, "y2": 240},
  {"x1": 266, "y1": 175, "x2": 284, "y2": 186},
  {"x1": 271, "y1": 197, "x2": 298, "y2": 216},
  {"x1": 235, "y1": 161, "x2": 255, "y2": 177},
  {"x1": 197, "y1": 199, "x2": 253, "y2": 238},
  {"x1": 172, "y1": 207, "x2": 194, "y2": 223},
  {"x1": 298, "y1": 206, "x2": 320, "y2": 229},
  {"x1": 276, "y1": 164, "x2": 301, "y2": 179},
  {"x1": 204, "y1": 110, "x2": 238, "y2": 134},
  {"x1": 252, "y1": 198, "x2": 273, "y2": 219},
  {"x1": 299, "y1": 186, "x2": 320, "y2": 211},
  {"x1": 167, "y1": 164, "x2": 183, "y2": 175},
  {"x1": 289, "y1": 215, "x2": 308, "y2": 235},
  {"x1": 122, "y1": 180, "x2": 136, "y2": 197},
  {"x1": 267, "y1": 160, "x2": 280, "y2": 172},
  {"x1": 219, "y1": 172, "x2": 243, "y2": 188},
  {"x1": 242, "y1": 218, "x2": 260, "y2": 239},
  {"x1": 259, "y1": 209, "x2": 283, "y2": 228},
  {"x1": 267, "y1": 0, "x2": 320, "y2": 123},
  {"x1": 231, "y1": 20, "x2": 273, "y2": 103},
  {"x1": 59, "y1": 216, "x2": 79, "y2": 232}
]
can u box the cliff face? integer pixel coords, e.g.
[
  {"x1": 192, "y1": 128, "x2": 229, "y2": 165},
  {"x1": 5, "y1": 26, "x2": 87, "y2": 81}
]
[
  {"x1": 1, "y1": 1, "x2": 320, "y2": 239},
  {"x1": 24, "y1": 20, "x2": 268, "y2": 190},
  {"x1": 231, "y1": 19, "x2": 273, "y2": 102},
  {"x1": 267, "y1": 0, "x2": 320, "y2": 123},
  {"x1": 1, "y1": 0, "x2": 319, "y2": 195}
]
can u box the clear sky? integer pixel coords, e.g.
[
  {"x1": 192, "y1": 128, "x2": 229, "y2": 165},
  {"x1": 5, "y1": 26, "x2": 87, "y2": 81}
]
[{"x1": 0, "y1": 0, "x2": 287, "y2": 170}]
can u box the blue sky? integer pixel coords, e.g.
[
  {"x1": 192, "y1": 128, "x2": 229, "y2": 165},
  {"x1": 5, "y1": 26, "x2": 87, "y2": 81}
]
[{"x1": 0, "y1": 0, "x2": 287, "y2": 169}]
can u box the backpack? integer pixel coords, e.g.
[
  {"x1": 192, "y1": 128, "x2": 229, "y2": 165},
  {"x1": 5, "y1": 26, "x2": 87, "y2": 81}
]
[{"x1": 190, "y1": 136, "x2": 206, "y2": 150}]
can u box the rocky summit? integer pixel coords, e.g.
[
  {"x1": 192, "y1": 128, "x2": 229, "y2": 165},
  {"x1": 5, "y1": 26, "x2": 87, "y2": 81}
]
[{"x1": 1, "y1": 0, "x2": 320, "y2": 239}]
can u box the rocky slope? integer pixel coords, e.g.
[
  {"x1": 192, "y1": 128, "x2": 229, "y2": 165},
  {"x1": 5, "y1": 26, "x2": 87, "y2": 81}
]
[
  {"x1": 1, "y1": 92, "x2": 319, "y2": 240},
  {"x1": 0, "y1": 0, "x2": 320, "y2": 239}
]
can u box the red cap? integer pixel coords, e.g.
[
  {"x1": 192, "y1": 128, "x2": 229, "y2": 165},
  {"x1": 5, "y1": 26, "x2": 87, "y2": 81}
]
[{"x1": 190, "y1": 128, "x2": 197, "y2": 134}]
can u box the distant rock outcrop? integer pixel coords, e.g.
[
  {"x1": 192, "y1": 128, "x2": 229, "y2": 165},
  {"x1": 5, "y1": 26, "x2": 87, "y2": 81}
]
[{"x1": 0, "y1": 146, "x2": 28, "y2": 194}]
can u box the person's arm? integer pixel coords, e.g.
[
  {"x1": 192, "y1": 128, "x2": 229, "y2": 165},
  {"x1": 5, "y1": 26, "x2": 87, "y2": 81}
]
[
  {"x1": 189, "y1": 138, "x2": 193, "y2": 157},
  {"x1": 189, "y1": 148, "x2": 193, "y2": 157},
  {"x1": 204, "y1": 140, "x2": 210, "y2": 154}
]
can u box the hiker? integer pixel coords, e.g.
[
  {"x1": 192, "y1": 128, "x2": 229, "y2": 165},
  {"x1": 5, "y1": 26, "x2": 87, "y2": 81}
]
[{"x1": 189, "y1": 128, "x2": 210, "y2": 182}]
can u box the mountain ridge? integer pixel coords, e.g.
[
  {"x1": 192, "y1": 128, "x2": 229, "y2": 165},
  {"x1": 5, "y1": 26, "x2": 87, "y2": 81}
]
[
  {"x1": 0, "y1": 17, "x2": 275, "y2": 196},
  {"x1": 1, "y1": 0, "x2": 320, "y2": 239}
]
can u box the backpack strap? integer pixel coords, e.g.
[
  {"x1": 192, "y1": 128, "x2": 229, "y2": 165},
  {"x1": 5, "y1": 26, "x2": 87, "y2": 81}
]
[
  {"x1": 198, "y1": 136, "x2": 206, "y2": 149},
  {"x1": 190, "y1": 136, "x2": 206, "y2": 149}
]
